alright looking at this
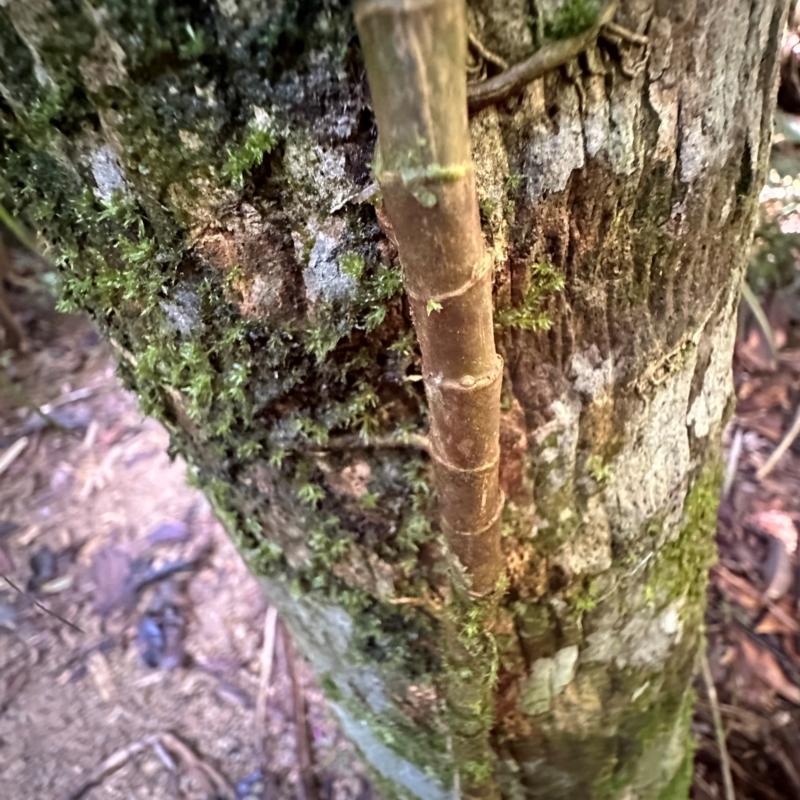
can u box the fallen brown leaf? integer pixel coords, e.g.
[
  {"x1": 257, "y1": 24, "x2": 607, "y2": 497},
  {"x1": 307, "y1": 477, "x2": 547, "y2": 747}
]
[
  {"x1": 739, "y1": 637, "x2": 800, "y2": 705},
  {"x1": 713, "y1": 564, "x2": 764, "y2": 611}
]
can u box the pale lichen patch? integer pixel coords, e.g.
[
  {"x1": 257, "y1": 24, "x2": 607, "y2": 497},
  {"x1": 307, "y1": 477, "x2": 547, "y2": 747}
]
[
  {"x1": 687, "y1": 294, "x2": 737, "y2": 439},
  {"x1": 581, "y1": 602, "x2": 685, "y2": 669},
  {"x1": 90, "y1": 145, "x2": 128, "y2": 203},
  {"x1": 298, "y1": 218, "x2": 356, "y2": 305},
  {"x1": 552, "y1": 495, "x2": 612, "y2": 577},
  {"x1": 603, "y1": 355, "x2": 696, "y2": 542},
  {"x1": 520, "y1": 645, "x2": 579, "y2": 716}
]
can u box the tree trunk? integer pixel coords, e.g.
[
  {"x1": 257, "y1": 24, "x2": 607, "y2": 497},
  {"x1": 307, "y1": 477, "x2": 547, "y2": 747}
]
[{"x1": 0, "y1": 1, "x2": 786, "y2": 798}]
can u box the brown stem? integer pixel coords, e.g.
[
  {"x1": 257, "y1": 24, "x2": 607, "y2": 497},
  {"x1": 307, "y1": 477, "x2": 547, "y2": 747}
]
[
  {"x1": 355, "y1": 3, "x2": 505, "y2": 795},
  {"x1": 354, "y1": 0, "x2": 504, "y2": 597}
]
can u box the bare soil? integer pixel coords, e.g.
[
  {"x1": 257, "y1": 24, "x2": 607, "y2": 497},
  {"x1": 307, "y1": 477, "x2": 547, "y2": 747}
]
[{"x1": 0, "y1": 304, "x2": 370, "y2": 800}]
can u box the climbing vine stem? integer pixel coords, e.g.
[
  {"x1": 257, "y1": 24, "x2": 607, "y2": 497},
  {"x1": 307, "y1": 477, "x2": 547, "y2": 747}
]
[{"x1": 355, "y1": 0, "x2": 505, "y2": 795}]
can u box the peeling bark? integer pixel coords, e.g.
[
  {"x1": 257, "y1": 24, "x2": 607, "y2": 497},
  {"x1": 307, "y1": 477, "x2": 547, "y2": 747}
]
[{"x1": 0, "y1": 1, "x2": 786, "y2": 798}]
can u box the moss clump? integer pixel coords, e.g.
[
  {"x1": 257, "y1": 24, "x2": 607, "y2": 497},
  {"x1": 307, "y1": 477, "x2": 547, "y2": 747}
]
[
  {"x1": 222, "y1": 124, "x2": 279, "y2": 189},
  {"x1": 495, "y1": 260, "x2": 565, "y2": 331},
  {"x1": 647, "y1": 460, "x2": 723, "y2": 608},
  {"x1": 544, "y1": 0, "x2": 601, "y2": 41}
]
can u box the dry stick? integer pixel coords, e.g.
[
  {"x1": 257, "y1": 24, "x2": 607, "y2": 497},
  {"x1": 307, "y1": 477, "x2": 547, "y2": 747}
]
[
  {"x1": 467, "y1": 2, "x2": 618, "y2": 111},
  {"x1": 1, "y1": 573, "x2": 83, "y2": 632},
  {"x1": 60, "y1": 737, "x2": 155, "y2": 800},
  {"x1": 355, "y1": 2, "x2": 505, "y2": 796},
  {"x1": 282, "y1": 624, "x2": 318, "y2": 800},
  {"x1": 756, "y1": 403, "x2": 800, "y2": 480},
  {"x1": 159, "y1": 731, "x2": 235, "y2": 798},
  {"x1": 0, "y1": 436, "x2": 28, "y2": 478},
  {"x1": 256, "y1": 605, "x2": 278, "y2": 753},
  {"x1": 701, "y1": 653, "x2": 736, "y2": 800}
]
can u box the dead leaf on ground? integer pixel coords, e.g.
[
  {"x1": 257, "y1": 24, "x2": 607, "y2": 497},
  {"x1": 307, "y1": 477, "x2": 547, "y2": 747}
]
[
  {"x1": 739, "y1": 637, "x2": 800, "y2": 705},
  {"x1": 756, "y1": 600, "x2": 800, "y2": 634},
  {"x1": 90, "y1": 544, "x2": 134, "y2": 615},
  {"x1": 713, "y1": 564, "x2": 764, "y2": 611},
  {"x1": 749, "y1": 509, "x2": 799, "y2": 554}
]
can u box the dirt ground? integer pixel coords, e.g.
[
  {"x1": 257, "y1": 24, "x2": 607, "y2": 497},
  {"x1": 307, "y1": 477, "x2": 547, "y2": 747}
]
[
  {"x1": 0, "y1": 307, "x2": 371, "y2": 800},
  {"x1": 8, "y1": 132, "x2": 800, "y2": 800}
]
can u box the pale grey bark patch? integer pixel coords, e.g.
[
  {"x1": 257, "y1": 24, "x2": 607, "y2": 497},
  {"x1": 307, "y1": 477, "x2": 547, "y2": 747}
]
[
  {"x1": 520, "y1": 82, "x2": 585, "y2": 203},
  {"x1": 161, "y1": 288, "x2": 202, "y2": 336},
  {"x1": 90, "y1": 146, "x2": 128, "y2": 203},
  {"x1": 553, "y1": 495, "x2": 612, "y2": 577},
  {"x1": 299, "y1": 219, "x2": 357, "y2": 304},
  {"x1": 570, "y1": 345, "x2": 615, "y2": 400},
  {"x1": 519, "y1": 645, "x2": 579, "y2": 716},
  {"x1": 604, "y1": 357, "x2": 696, "y2": 542},
  {"x1": 283, "y1": 135, "x2": 356, "y2": 215},
  {"x1": 582, "y1": 601, "x2": 685, "y2": 669},
  {"x1": 687, "y1": 291, "x2": 738, "y2": 439},
  {"x1": 533, "y1": 394, "x2": 581, "y2": 496}
]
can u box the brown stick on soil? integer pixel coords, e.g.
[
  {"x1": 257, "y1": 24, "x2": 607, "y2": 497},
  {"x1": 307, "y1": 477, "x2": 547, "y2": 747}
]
[{"x1": 354, "y1": 0, "x2": 504, "y2": 597}]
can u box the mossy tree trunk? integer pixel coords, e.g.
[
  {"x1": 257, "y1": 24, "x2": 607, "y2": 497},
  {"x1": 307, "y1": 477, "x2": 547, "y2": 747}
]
[{"x1": 0, "y1": 1, "x2": 785, "y2": 798}]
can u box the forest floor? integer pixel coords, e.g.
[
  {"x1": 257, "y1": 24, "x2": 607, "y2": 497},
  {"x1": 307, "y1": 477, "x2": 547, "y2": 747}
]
[
  {"x1": 5, "y1": 139, "x2": 800, "y2": 800},
  {"x1": 0, "y1": 308, "x2": 372, "y2": 799}
]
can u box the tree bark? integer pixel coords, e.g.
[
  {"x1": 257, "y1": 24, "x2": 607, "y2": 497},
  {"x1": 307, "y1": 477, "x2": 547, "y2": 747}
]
[{"x1": 0, "y1": 1, "x2": 786, "y2": 798}]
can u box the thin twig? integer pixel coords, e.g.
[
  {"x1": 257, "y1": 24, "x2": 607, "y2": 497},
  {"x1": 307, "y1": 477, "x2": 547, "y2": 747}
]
[
  {"x1": 467, "y1": 31, "x2": 509, "y2": 70},
  {"x1": 756, "y1": 403, "x2": 800, "y2": 480},
  {"x1": 159, "y1": 731, "x2": 235, "y2": 799},
  {"x1": 701, "y1": 652, "x2": 735, "y2": 800},
  {"x1": 1, "y1": 573, "x2": 83, "y2": 633},
  {"x1": 282, "y1": 624, "x2": 319, "y2": 800},
  {"x1": 290, "y1": 432, "x2": 431, "y2": 455},
  {"x1": 741, "y1": 280, "x2": 778, "y2": 361},
  {"x1": 39, "y1": 385, "x2": 104, "y2": 415},
  {"x1": 722, "y1": 425, "x2": 744, "y2": 498},
  {"x1": 60, "y1": 737, "x2": 154, "y2": 800},
  {"x1": 0, "y1": 436, "x2": 28, "y2": 478}
]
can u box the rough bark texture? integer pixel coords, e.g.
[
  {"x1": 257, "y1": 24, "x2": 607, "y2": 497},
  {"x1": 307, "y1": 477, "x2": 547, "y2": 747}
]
[{"x1": 0, "y1": 1, "x2": 786, "y2": 798}]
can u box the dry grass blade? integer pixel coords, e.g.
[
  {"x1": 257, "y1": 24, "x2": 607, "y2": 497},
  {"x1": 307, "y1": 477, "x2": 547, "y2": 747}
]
[
  {"x1": 1, "y1": 573, "x2": 83, "y2": 632},
  {"x1": 741, "y1": 280, "x2": 778, "y2": 361},
  {"x1": 256, "y1": 605, "x2": 278, "y2": 750},
  {"x1": 0, "y1": 436, "x2": 28, "y2": 478},
  {"x1": 757, "y1": 404, "x2": 800, "y2": 480},
  {"x1": 702, "y1": 653, "x2": 736, "y2": 800}
]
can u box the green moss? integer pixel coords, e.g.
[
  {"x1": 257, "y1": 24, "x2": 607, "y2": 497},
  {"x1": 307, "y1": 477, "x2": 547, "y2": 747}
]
[
  {"x1": 646, "y1": 460, "x2": 723, "y2": 608},
  {"x1": 495, "y1": 260, "x2": 565, "y2": 331},
  {"x1": 586, "y1": 454, "x2": 613, "y2": 484},
  {"x1": 222, "y1": 124, "x2": 279, "y2": 189},
  {"x1": 544, "y1": 0, "x2": 601, "y2": 41},
  {"x1": 339, "y1": 252, "x2": 366, "y2": 279}
]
